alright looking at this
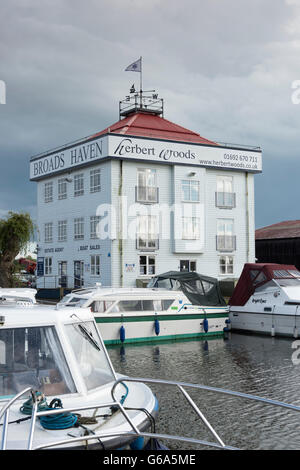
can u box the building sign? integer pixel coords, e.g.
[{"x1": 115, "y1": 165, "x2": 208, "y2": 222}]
[
  {"x1": 30, "y1": 133, "x2": 262, "y2": 180},
  {"x1": 109, "y1": 135, "x2": 262, "y2": 173},
  {"x1": 30, "y1": 137, "x2": 108, "y2": 180}
]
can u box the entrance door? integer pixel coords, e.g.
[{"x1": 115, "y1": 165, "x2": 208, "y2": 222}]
[
  {"x1": 74, "y1": 261, "x2": 84, "y2": 288},
  {"x1": 58, "y1": 261, "x2": 67, "y2": 288}
]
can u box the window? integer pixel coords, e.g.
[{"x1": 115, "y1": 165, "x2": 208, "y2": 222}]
[
  {"x1": 181, "y1": 180, "x2": 200, "y2": 202},
  {"x1": 44, "y1": 182, "x2": 53, "y2": 203},
  {"x1": 219, "y1": 255, "x2": 234, "y2": 275},
  {"x1": 136, "y1": 169, "x2": 158, "y2": 203},
  {"x1": 137, "y1": 215, "x2": 158, "y2": 250},
  {"x1": 44, "y1": 222, "x2": 53, "y2": 243},
  {"x1": 216, "y1": 219, "x2": 236, "y2": 251},
  {"x1": 74, "y1": 174, "x2": 84, "y2": 197},
  {"x1": 58, "y1": 178, "x2": 67, "y2": 200},
  {"x1": 91, "y1": 255, "x2": 100, "y2": 276},
  {"x1": 74, "y1": 217, "x2": 84, "y2": 240},
  {"x1": 180, "y1": 260, "x2": 197, "y2": 272},
  {"x1": 0, "y1": 326, "x2": 76, "y2": 398},
  {"x1": 90, "y1": 169, "x2": 101, "y2": 193},
  {"x1": 45, "y1": 257, "x2": 52, "y2": 275},
  {"x1": 182, "y1": 217, "x2": 200, "y2": 240},
  {"x1": 65, "y1": 321, "x2": 115, "y2": 391},
  {"x1": 139, "y1": 255, "x2": 156, "y2": 275},
  {"x1": 90, "y1": 216, "x2": 101, "y2": 239},
  {"x1": 58, "y1": 220, "x2": 67, "y2": 242},
  {"x1": 216, "y1": 176, "x2": 235, "y2": 208}
]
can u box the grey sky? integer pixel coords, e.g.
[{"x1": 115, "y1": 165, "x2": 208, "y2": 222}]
[{"x1": 1, "y1": 0, "x2": 300, "y2": 228}]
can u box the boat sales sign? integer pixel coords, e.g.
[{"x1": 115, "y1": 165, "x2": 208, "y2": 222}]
[{"x1": 30, "y1": 134, "x2": 262, "y2": 180}]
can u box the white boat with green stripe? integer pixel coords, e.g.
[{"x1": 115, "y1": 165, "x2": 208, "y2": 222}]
[{"x1": 58, "y1": 285, "x2": 229, "y2": 345}]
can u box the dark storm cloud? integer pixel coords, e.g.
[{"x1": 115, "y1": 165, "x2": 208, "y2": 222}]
[{"x1": 1, "y1": 0, "x2": 300, "y2": 228}]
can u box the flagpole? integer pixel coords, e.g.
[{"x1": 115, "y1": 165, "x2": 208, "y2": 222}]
[{"x1": 140, "y1": 56, "x2": 142, "y2": 109}]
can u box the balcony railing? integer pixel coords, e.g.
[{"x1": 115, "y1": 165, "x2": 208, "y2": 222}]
[
  {"x1": 216, "y1": 235, "x2": 236, "y2": 252},
  {"x1": 215, "y1": 192, "x2": 236, "y2": 209},
  {"x1": 136, "y1": 237, "x2": 159, "y2": 251}
]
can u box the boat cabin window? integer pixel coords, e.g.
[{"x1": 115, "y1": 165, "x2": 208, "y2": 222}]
[
  {"x1": 60, "y1": 296, "x2": 87, "y2": 307},
  {"x1": 109, "y1": 299, "x2": 174, "y2": 312},
  {"x1": 148, "y1": 278, "x2": 181, "y2": 290},
  {"x1": 0, "y1": 326, "x2": 76, "y2": 399},
  {"x1": 65, "y1": 321, "x2": 115, "y2": 391},
  {"x1": 90, "y1": 300, "x2": 114, "y2": 313},
  {"x1": 252, "y1": 272, "x2": 267, "y2": 286},
  {"x1": 288, "y1": 270, "x2": 300, "y2": 278}
]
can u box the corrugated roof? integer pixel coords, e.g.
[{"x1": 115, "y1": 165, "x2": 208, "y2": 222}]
[
  {"x1": 89, "y1": 111, "x2": 217, "y2": 145},
  {"x1": 255, "y1": 220, "x2": 300, "y2": 240}
]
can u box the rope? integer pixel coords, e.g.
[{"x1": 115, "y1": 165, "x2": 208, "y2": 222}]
[{"x1": 20, "y1": 394, "x2": 78, "y2": 430}]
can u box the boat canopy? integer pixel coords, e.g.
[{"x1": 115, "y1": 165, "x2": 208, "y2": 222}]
[
  {"x1": 147, "y1": 271, "x2": 226, "y2": 306},
  {"x1": 229, "y1": 263, "x2": 300, "y2": 306}
]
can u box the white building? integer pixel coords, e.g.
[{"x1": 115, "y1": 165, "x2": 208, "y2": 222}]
[{"x1": 30, "y1": 93, "x2": 262, "y2": 289}]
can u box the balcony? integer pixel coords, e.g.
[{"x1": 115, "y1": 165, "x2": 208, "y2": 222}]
[
  {"x1": 215, "y1": 192, "x2": 236, "y2": 209},
  {"x1": 216, "y1": 235, "x2": 236, "y2": 252}
]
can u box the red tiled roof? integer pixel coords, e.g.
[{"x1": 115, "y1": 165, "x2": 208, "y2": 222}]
[
  {"x1": 255, "y1": 220, "x2": 300, "y2": 240},
  {"x1": 89, "y1": 112, "x2": 217, "y2": 145}
]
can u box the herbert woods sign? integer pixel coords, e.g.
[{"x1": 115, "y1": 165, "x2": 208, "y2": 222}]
[{"x1": 30, "y1": 134, "x2": 262, "y2": 180}]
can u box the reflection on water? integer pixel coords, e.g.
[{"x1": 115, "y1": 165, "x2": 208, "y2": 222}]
[{"x1": 107, "y1": 333, "x2": 300, "y2": 450}]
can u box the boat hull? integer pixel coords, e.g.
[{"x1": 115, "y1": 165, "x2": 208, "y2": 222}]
[
  {"x1": 229, "y1": 309, "x2": 300, "y2": 337},
  {"x1": 95, "y1": 309, "x2": 229, "y2": 345}
]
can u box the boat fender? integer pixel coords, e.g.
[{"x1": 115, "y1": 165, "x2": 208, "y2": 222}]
[
  {"x1": 120, "y1": 325, "x2": 126, "y2": 343},
  {"x1": 154, "y1": 318, "x2": 160, "y2": 336},
  {"x1": 294, "y1": 326, "x2": 299, "y2": 339},
  {"x1": 130, "y1": 436, "x2": 145, "y2": 450},
  {"x1": 203, "y1": 317, "x2": 209, "y2": 333},
  {"x1": 271, "y1": 325, "x2": 275, "y2": 337}
]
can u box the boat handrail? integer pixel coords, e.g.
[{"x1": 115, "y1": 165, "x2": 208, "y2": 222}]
[{"x1": 3, "y1": 376, "x2": 300, "y2": 450}]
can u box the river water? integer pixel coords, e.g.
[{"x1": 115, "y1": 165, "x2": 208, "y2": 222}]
[{"x1": 107, "y1": 332, "x2": 300, "y2": 450}]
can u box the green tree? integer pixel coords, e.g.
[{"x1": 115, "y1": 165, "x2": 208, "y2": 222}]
[{"x1": 0, "y1": 212, "x2": 34, "y2": 287}]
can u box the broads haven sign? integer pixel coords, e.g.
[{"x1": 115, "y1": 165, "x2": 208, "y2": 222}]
[{"x1": 30, "y1": 134, "x2": 262, "y2": 180}]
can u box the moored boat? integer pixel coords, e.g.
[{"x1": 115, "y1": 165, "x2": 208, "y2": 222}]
[
  {"x1": 229, "y1": 263, "x2": 300, "y2": 337},
  {"x1": 58, "y1": 282, "x2": 229, "y2": 345},
  {"x1": 0, "y1": 299, "x2": 158, "y2": 450}
]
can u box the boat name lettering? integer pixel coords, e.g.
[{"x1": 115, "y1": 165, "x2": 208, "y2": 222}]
[{"x1": 252, "y1": 298, "x2": 267, "y2": 304}]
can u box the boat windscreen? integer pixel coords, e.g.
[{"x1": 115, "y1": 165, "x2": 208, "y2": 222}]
[
  {"x1": 65, "y1": 321, "x2": 115, "y2": 390},
  {"x1": 0, "y1": 326, "x2": 76, "y2": 399}
]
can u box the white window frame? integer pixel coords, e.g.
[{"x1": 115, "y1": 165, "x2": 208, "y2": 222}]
[
  {"x1": 45, "y1": 257, "x2": 52, "y2": 275},
  {"x1": 180, "y1": 259, "x2": 197, "y2": 272},
  {"x1": 182, "y1": 217, "x2": 200, "y2": 240},
  {"x1": 217, "y1": 218, "x2": 236, "y2": 251},
  {"x1": 44, "y1": 222, "x2": 53, "y2": 243},
  {"x1": 44, "y1": 182, "x2": 53, "y2": 203},
  {"x1": 219, "y1": 255, "x2": 234, "y2": 275},
  {"x1": 90, "y1": 169, "x2": 101, "y2": 193},
  {"x1": 58, "y1": 220, "x2": 67, "y2": 242},
  {"x1": 136, "y1": 215, "x2": 159, "y2": 250},
  {"x1": 139, "y1": 254, "x2": 156, "y2": 276},
  {"x1": 181, "y1": 180, "x2": 200, "y2": 202},
  {"x1": 58, "y1": 178, "x2": 67, "y2": 200},
  {"x1": 90, "y1": 216, "x2": 101, "y2": 239},
  {"x1": 74, "y1": 217, "x2": 84, "y2": 240},
  {"x1": 74, "y1": 173, "x2": 84, "y2": 197},
  {"x1": 136, "y1": 168, "x2": 158, "y2": 203},
  {"x1": 91, "y1": 255, "x2": 100, "y2": 276},
  {"x1": 216, "y1": 175, "x2": 235, "y2": 208}
]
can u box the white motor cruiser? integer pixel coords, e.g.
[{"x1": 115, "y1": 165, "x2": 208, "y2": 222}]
[
  {"x1": 58, "y1": 283, "x2": 229, "y2": 346},
  {"x1": 229, "y1": 263, "x2": 300, "y2": 337},
  {"x1": 0, "y1": 298, "x2": 158, "y2": 450}
]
